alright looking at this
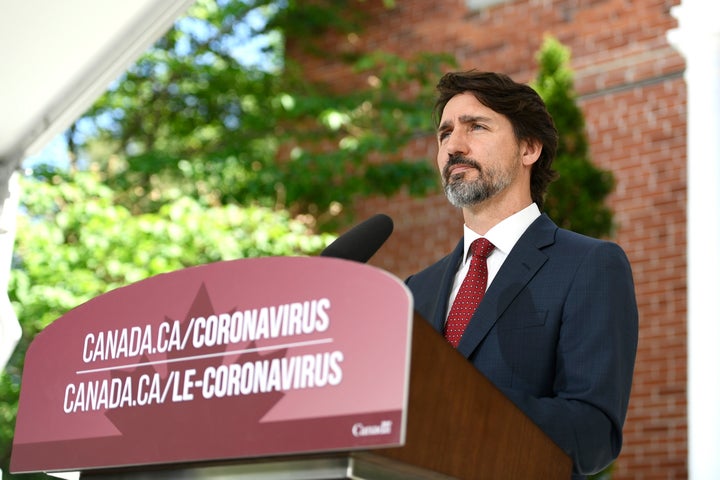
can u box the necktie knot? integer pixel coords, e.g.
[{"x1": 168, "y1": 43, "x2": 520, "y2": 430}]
[{"x1": 470, "y1": 237, "x2": 495, "y2": 259}]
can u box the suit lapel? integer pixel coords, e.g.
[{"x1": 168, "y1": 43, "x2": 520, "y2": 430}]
[
  {"x1": 428, "y1": 239, "x2": 465, "y2": 333},
  {"x1": 456, "y1": 214, "x2": 558, "y2": 358}
]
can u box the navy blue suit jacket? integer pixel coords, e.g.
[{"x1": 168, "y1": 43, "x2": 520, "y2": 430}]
[{"x1": 406, "y1": 214, "x2": 638, "y2": 477}]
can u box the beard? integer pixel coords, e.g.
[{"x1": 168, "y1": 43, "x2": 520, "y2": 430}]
[{"x1": 442, "y1": 154, "x2": 517, "y2": 208}]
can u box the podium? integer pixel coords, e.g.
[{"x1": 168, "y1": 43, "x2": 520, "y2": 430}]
[{"x1": 11, "y1": 257, "x2": 570, "y2": 479}]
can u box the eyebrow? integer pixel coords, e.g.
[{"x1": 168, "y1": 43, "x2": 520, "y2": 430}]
[{"x1": 437, "y1": 114, "x2": 494, "y2": 133}]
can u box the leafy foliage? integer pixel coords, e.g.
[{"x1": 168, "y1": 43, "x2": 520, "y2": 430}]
[
  {"x1": 533, "y1": 36, "x2": 615, "y2": 237},
  {"x1": 0, "y1": 169, "x2": 333, "y2": 475},
  {"x1": 77, "y1": 0, "x2": 451, "y2": 228}
]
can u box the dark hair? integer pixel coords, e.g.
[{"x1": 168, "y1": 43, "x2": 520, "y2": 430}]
[{"x1": 433, "y1": 71, "x2": 559, "y2": 208}]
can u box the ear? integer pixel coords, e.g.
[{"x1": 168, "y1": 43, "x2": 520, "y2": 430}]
[{"x1": 520, "y1": 138, "x2": 542, "y2": 167}]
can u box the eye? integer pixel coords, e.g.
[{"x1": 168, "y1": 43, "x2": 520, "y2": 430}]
[
  {"x1": 438, "y1": 129, "x2": 451, "y2": 142},
  {"x1": 471, "y1": 123, "x2": 487, "y2": 132}
]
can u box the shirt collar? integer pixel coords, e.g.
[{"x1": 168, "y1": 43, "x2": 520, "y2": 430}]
[{"x1": 462, "y1": 203, "x2": 541, "y2": 260}]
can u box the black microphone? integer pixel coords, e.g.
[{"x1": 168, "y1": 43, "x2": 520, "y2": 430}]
[{"x1": 320, "y1": 213, "x2": 394, "y2": 263}]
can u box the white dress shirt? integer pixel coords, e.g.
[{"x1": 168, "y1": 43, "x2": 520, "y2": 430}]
[{"x1": 446, "y1": 203, "x2": 541, "y2": 321}]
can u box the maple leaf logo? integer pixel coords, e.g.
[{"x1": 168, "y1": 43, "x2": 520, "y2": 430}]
[{"x1": 102, "y1": 282, "x2": 288, "y2": 465}]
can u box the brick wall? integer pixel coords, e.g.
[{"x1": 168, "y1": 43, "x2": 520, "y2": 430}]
[{"x1": 289, "y1": 0, "x2": 687, "y2": 477}]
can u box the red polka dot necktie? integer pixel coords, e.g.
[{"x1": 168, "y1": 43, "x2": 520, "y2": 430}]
[{"x1": 444, "y1": 238, "x2": 495, "y2": 348}]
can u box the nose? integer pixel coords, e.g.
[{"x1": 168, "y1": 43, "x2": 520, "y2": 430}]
[{"x1": 443, "y1": 130, "x2": 469, "y2": 156}]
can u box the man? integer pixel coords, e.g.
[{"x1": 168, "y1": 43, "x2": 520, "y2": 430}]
[{"x1": 406, "y1": 71, "x2": 638, "y2": 478}]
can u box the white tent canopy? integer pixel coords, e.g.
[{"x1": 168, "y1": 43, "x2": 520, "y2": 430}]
[{"x1": 0, "y1": 0, "x2": 195, "y2": 369}]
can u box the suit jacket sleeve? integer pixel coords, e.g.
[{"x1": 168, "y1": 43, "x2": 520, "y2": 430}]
[{"x1": 497, "y1": 240, "x2": 638, "y2": 475}]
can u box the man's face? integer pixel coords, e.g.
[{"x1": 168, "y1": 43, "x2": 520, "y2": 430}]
[{"x1": 436, "y1": 92, "x2": 524, "y2": 209}]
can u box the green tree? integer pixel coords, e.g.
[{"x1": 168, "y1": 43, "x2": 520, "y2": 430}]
[
  {"x1": 0, "y1": 169, "x2": 333, "y2": 477},
  {"x1": 533, "y1": 35, "x2": 615, "y2": 237},
  {"x1": 76, "y1": 0, "x2": 451, "y2": 228}
]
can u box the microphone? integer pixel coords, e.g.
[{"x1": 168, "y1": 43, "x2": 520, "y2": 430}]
[{"x1": 320, "y1": 213, "x2": 394, "y2": 263}]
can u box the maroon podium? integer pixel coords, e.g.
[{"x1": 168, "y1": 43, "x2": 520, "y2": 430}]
[{"x1": 11, "y1": 256, "x2": 570, "y2": 479}]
